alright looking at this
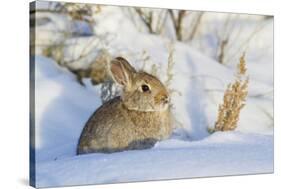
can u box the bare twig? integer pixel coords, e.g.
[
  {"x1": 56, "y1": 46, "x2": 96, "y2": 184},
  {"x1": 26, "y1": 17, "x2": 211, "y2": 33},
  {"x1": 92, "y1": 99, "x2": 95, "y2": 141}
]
[
  {"x1": 218, "y1": 39, "x2": 229, "y2": 64},
  {"x1": 155, "y1": 10, "x2": 169, "y2": 34},
  {"x1": 187, "y1": 12, "x2": 204, "y2": 41},
  {"x1": 224, "y1": 21, "x2": 270, "y2": 64},
  {"x1": 135, "y1": 8, "x2": 155, "y2": 33},
  {"x1": 168, "y1": 10, "x2": 187, "y2": 41}
]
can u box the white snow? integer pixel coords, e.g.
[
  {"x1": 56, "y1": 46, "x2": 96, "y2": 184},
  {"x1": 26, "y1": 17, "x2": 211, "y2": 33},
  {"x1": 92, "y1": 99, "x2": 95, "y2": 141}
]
[
  {"x1": 33, "y1": 2, "x2": 273, "y2": 188},
  {"x1": 36, "y1": 132, "x2": 272, "y2": 187}
]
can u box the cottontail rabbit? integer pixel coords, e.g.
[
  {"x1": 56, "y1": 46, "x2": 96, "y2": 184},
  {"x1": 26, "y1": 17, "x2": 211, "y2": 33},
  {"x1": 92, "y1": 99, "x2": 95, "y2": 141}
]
[{"x1": 77, "y1": 57, "x2": 172, "y2": 154}]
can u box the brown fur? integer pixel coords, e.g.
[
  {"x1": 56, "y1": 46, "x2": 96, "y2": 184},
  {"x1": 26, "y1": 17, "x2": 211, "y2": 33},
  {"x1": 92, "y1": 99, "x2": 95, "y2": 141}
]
[{"x1": 77, "y1": 57, "x2": 172, "y2": 154}]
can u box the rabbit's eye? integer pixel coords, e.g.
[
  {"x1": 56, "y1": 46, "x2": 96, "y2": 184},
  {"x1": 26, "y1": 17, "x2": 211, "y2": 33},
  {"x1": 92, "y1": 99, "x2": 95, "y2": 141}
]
[{"x1": 141, "y1": 84, "x2": 150, "y2": 92}]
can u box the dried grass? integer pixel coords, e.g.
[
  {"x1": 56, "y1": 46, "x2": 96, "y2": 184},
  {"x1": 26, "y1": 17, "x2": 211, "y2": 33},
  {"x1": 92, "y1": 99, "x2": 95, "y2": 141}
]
[
  {"x1": 165, "y1": 43, "x2": 175, "y2": 88},
  {"x1": 214, "y1": 53, "x2": 249, "y2": 131}
]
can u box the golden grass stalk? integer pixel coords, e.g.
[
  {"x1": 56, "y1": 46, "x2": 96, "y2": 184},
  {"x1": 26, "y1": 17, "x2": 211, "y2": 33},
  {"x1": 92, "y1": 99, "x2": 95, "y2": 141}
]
[{"x1": 214, "y1": 53, "x2": 249, "y2": 131}]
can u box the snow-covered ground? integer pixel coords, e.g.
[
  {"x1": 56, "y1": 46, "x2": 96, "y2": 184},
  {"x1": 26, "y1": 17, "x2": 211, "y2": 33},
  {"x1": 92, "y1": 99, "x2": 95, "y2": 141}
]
[{"x1": 32, "y1": 2, "x2": 273, "y2": 188}]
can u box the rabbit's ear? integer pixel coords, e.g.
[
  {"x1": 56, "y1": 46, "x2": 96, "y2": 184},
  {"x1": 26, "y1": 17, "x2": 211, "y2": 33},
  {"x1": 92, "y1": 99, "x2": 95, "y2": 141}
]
[{"x1": 110, "y1": 57, "x2": 136, "y2": 87}]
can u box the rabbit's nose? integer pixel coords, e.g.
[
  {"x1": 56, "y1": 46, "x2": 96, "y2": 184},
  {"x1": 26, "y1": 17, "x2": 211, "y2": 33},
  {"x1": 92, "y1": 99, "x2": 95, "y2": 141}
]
[{"x1": 162, "y1": 95, "x2": 170, "y2": 104}]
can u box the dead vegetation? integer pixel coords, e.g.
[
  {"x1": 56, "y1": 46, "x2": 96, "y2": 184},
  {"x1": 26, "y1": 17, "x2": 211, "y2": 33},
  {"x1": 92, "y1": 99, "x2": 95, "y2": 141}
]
[
  {"x1": 186, "y1": 12, "x2": 204, "y2": 41},
  {"x1": 168, "y1": 10, "x2": 187, "y2": 41},
  {"x1": 133, "y1": 8, "x2": 203, "y2": 42},
  {"x1": 134, "y1": 8, "x2": 155, "y2": 34},
  {"x1": 71, "y1": 50, "x2": 112, "y2": 85},
  {"x1": 165, "y1": 43, "x2": 176, "y2": 88},
  {"x1": 36, "y1": 2, "x2": 106, "y2": 86},
  {"x1": 213, "y1": 53, "x2": 249, "y2": 132}
]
